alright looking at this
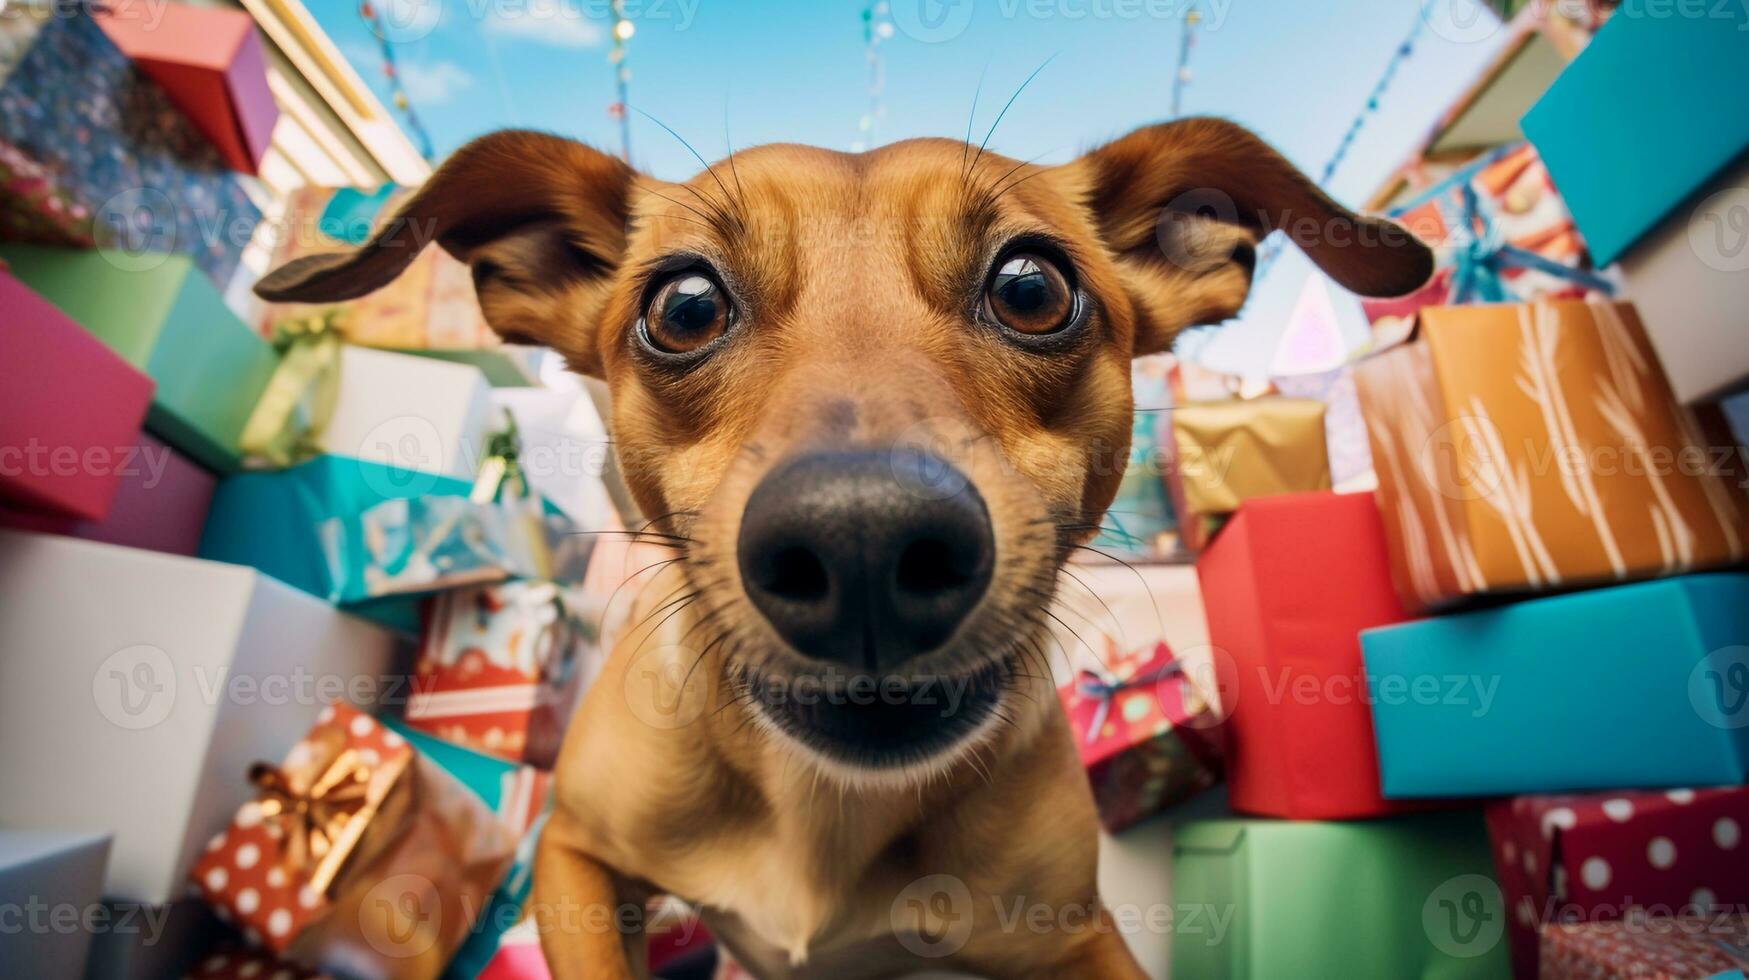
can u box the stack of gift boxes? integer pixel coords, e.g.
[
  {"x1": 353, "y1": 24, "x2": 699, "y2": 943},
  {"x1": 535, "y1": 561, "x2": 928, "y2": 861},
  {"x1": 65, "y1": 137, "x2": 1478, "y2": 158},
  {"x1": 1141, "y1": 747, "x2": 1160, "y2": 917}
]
[
  {"x1": 1059, "y1": 7, "x2": 1749, "y2": 978},
  {"x1": 0, "y1": 6, "x2": 642, "y2": 978}
]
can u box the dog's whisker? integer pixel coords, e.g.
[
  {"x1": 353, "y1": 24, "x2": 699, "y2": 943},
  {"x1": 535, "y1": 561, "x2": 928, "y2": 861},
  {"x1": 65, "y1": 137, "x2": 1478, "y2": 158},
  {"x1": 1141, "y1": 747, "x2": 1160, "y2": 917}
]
[
  {"x1": 629, "y1": 105, "x2": 747, "y2": 236},
  {"x1": 966, "y1": 53, "x2": 1058, "y2": 193}
]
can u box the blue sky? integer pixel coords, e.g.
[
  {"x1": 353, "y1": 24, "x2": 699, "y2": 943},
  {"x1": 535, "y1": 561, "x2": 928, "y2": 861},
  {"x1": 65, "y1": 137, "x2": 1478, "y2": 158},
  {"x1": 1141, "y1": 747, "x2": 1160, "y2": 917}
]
[{"x1": 307, "y1": 0, "x2": 1509, "y2": 376}]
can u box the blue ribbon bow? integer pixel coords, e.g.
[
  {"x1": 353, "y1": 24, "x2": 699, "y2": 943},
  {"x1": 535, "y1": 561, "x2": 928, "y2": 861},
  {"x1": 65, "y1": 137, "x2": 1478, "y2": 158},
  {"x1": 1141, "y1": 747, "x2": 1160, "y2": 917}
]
[
  {"x1": 1393, "y1": 143, "x2": 1615, "y2": 306},
  {"x1": 1076, "y1": 661, "x2": 1185, "y2": 743}
]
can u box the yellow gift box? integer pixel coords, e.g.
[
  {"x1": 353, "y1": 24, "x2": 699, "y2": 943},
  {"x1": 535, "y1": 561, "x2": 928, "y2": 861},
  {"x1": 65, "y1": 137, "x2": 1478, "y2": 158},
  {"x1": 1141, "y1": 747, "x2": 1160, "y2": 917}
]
[
  {"x1": 1167, "y1": 398, "x2": 1332, "y2": 549},
  {"x1": 1353, "y1": 299, "x2": 1748, "y2": 611}
]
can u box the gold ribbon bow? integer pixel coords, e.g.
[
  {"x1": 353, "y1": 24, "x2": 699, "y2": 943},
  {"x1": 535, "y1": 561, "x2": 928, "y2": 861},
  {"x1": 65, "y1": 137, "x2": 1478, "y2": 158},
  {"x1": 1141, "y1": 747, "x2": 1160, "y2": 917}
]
[
  {"x1": 240, "y1": 310, "x2": 347, "y2": 468},
  {"x1": 246, "y1": 729, "x2": 382, "y2": 896}
]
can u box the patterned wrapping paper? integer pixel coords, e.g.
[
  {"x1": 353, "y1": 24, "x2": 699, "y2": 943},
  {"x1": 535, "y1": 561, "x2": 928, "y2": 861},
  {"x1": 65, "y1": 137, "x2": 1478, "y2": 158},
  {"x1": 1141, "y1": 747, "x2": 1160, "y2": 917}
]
[
  {"x1": 1487, "y1": 789, "x2": 1749, "y2": 980},
  {"x1": 1058, "y1": 640, "x2": 1222, "y2": 832},
  {"x1": 1166, "y1": 397, "x2": 1331, "y2": 550},
  {"x1": 0, "y1": 139, "x2": 95, "y2": 246},
  {"x1": 1363, "y1": 143, "x2": 1610, "y2": 329},
  {"x1": 0, "y1": 8, "x2": 260, "y2": 287},
  {"x1": 1353, "y1": 300, "x2": 1749, "y2": 612},
  {"x1": 256, "y1": 185, "x2": 499, "y2": 350},
  {"x1": 188, "y1": 703, "x2": 516, "y2": 979},
  {"x1": 407, "y1": 580, "x2": 604, "y2": 769},
  {"x1": 1541, "y1": 914, "x2": 1749, "y2": 980}
]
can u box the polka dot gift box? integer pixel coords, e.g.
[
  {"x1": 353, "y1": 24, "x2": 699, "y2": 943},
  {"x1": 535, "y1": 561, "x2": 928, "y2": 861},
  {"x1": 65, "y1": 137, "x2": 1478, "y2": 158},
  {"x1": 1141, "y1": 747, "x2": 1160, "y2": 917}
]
[
  {"x1": 1486, "y1": 788, "x2": 1749, "y2": 979},
  {"x1": 1058, "y1": 639, "x2": 1222, "y2": 832},
  {"x1": 188, "y1": 702, "x2": 518, "y2": 979}
]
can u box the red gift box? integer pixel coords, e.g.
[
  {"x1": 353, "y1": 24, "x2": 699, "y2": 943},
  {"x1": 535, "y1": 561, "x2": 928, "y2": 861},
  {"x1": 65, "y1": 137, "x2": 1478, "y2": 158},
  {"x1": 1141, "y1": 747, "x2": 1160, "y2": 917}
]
[
  {"x1": 95, "y1": 4, "x2": 278, "y2": 174},
  {"x1": 406, "y1": 581, "x2": 598, "y2": 769},
  {"x1": 0, "y1": 270, "x2": 154, "y2": 520},
  {"x1": 1194, "y1": 491, "x2": 1433, "y2": 819},
  {"x1": 1488, "y1": 788, "x2": 1749, "y2": 979},
  {"x1": 1058, "y1": 639, "x2": 1222, "y2": 831},
  {"x1": 1540, "y1": 914, "x2": 1749, "y2": 979},
  {"x1": 0, "y1": 433, "x2": 213, "y2": 555}
]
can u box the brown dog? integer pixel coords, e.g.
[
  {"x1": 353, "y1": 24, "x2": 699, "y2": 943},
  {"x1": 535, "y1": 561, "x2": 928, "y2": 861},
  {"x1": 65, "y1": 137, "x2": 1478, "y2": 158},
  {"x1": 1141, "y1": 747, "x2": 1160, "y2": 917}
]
[{"x1": 257, "y1": 117, "x2": 1430, "y2": 978}]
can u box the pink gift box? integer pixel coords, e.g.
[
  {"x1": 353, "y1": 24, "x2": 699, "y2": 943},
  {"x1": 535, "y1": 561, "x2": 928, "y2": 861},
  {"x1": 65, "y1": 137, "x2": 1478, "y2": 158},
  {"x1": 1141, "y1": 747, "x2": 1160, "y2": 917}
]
[
  {"x1": 0, "y1": 270, "x2": 154, "y2": 520},
  {"x1": 0, "y1": 433, "x2": 214, "y2": 556},
  {"x1": 95, "y1": 5, "x2": 278, "y2": 174}
]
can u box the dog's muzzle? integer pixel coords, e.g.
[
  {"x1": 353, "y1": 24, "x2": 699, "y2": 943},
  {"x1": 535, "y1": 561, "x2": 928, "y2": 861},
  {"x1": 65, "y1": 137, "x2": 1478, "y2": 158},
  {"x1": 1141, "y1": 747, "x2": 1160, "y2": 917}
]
[{"x1": 735, "y1": 447, "x2": 1003, "y2": 765}]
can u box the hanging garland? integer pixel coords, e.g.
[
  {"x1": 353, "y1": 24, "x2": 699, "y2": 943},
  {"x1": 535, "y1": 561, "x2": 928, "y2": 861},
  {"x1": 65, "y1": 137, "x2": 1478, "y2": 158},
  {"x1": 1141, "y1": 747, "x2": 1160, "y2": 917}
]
[
  {"x1": 1247, "y1": 0, "x2": 1431, "y2": 286},
  {"x1": 358, "y1": 1, "x2": 437, "y2": 162},
  {"x1": 607, "y1": 0, "x2": 633, "y2": 162},
  {"x1": 1170, "y1": 6, "x2": 1200, "y2": 117},
  {"x1": 855, "y1": 2, "x2": 894, "y2": 151}
]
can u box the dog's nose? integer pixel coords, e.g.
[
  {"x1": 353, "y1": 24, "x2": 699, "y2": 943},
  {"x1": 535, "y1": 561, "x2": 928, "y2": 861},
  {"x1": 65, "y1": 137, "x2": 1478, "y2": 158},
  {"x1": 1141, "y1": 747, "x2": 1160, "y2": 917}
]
[{"x1": 737, "y1": 448, "x2": 995, "y2": 671}]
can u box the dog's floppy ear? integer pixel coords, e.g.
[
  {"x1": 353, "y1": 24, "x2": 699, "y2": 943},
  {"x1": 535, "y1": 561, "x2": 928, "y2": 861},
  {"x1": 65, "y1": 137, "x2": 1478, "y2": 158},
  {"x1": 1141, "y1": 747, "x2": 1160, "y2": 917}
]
[
  {"x1": 254, "y1": 130, "x2": 636, "y2": 375},
  {"x1": 1061, "y1": 116, "x2": 1433, "y2": 356}
]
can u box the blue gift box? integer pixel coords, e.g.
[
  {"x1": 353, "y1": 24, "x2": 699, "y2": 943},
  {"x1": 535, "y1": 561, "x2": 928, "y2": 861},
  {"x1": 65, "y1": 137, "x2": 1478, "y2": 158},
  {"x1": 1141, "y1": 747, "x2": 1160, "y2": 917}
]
[
  {"x1": 1363, "y1": 574, "x2": 1749, "y2": 797},
  {"x1": 1521, "y1": 6, "x2": 1749, "y2": 264},
  {"x1": 0, "y1": 8, "x2": 261, "y2": 287},
  {"x1": 197, "y1": 455, "x2": 552, "y2": 630}
]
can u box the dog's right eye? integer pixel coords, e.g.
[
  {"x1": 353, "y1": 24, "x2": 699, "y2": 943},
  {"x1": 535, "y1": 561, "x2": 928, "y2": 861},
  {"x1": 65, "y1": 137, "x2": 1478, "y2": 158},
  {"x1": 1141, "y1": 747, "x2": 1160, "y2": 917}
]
[{"x1": 641, "y1": 271, "x2": 732, "y2": 356}]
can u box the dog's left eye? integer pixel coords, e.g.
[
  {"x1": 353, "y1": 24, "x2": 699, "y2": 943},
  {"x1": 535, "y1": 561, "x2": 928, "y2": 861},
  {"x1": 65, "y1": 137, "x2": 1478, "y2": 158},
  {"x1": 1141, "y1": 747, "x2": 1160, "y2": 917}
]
[
  {"x1": 984, "y1": 252, "x2": 1074, "y2": 336},
  {"x1": 642, "y1": 271, "x2": 732, "y2": 356}
]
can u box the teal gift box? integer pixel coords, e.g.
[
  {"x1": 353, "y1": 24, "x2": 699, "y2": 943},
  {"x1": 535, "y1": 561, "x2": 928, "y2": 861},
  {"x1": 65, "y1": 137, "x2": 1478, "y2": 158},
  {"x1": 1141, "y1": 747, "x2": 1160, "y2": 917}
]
[
  {"x1": 1171, "y1": 812, "x2": 1509, "y2": 979},
  {"x1": 1521, "y1": 6, "x2": 1749, "y2": 264},
  {"x1": 198, "y1": 455, "x2": 561, "y2": 632},
  {"x1": 1363, "y1": 574, "x2": 1749, "y2": 797},
  {"x1": 0, "y1": 244, "x2": 276, "y2": 473}
]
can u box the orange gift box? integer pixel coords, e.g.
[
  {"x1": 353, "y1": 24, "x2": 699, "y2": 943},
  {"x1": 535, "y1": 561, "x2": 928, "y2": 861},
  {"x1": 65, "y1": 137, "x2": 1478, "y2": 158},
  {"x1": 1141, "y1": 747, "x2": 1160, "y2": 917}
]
[{"x1": 1354, "y1": 300, "x2": 1749, "y2": 612}]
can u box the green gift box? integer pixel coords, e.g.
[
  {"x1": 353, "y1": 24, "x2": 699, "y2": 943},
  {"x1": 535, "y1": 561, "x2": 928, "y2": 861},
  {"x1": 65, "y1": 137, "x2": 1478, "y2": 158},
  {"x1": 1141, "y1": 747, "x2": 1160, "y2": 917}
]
[
  {"x1": 0, "y1": 244, "x2": 275, "y2": 473},
  {"x1": 1172, "y1": 813, "x2": 1509, "y2": 979}
]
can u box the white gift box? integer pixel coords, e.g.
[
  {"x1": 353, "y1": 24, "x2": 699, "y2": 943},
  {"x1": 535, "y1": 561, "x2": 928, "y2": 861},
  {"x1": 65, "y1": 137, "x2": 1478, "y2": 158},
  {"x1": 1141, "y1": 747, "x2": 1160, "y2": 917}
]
[
  {"x1": 0, "y1": 532, "x2": 402, "y2": 905},
  {"x1": 0, "y1": 831, "x2": 111, "y2": 977},
  {"x1": 491, "y1": 384, "x2": 620, "y2": 529},
  {"x1": 321, "y1": 345, "x2": 493, "y2": 479},
  {"x1": 1617, "y1": 156, "x2": 1749, "y2": 403}
]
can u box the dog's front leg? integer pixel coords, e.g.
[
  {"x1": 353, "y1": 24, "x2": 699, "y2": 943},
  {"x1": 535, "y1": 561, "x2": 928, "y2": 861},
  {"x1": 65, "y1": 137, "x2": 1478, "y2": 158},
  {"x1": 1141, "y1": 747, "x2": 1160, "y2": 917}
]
[{"x1": 532, "y1": 816, "x2": 653, "y2": 980}]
